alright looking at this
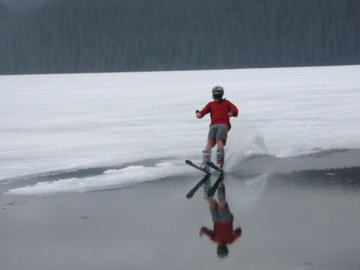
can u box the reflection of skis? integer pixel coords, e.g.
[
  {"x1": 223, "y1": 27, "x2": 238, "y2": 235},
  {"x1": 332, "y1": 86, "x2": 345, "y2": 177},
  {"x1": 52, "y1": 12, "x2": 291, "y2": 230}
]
[
  {"x1": 185, "y1": 159, "x2": 224, "y2": 198},
  {"x1": 185, "y1": 160, "x2": 211, "y2": 199},
  {"x1": 205, "y1": 161, "x2": 224, "y2": 197},
  {"x1": 186, "y1": 174, "x2": 210, "y2": 199},
  {"x1": 207, "y1": 173, "x2": 224, "y2": 197}
]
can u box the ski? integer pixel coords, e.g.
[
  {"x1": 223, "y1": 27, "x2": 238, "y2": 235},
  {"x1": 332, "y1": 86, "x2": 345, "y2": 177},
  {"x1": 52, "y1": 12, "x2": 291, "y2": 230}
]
[
  {"x1": 185, "y1": 160, "x2": 210, "y2": 175},
  {"x1": 206, "y1": 161, "x2": 221, "y2": 172},
  {"x1": 186, "y1": 174, "x2": 210, "y2": 199},
  {"x1": 207, "y1": 173, "x2": 224, "y2": 197}
]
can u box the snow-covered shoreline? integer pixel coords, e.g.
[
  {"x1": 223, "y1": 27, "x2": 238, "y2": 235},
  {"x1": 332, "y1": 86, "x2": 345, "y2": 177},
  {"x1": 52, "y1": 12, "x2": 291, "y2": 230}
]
[{"x1": 1, "y1": 65, "x2": 360, "y2": 185}]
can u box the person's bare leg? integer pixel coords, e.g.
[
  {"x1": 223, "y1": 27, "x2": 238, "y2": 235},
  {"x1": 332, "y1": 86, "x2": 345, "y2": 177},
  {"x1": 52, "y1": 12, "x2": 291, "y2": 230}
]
[
  {"x1": 202, "y1": 139, "x2": 215, "y2": 167},
  {"x1": 207, "y1": 197, "x2": 218, "y2": 209},
  {"x1": 218, "y1": 182, "x2": 226, "y2": 203},
  {"x1": 216, "y1": 138, "x2": 224, "y2": 151},
  {"x1": 205, "y1": 139, "x2": 215, "y2": 153}
]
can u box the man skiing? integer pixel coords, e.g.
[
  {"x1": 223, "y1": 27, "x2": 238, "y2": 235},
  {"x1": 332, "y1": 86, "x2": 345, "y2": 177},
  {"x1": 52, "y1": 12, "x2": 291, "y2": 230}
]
[{"x1": 196, "y1": 86, "x2": 238, "y2": 171}]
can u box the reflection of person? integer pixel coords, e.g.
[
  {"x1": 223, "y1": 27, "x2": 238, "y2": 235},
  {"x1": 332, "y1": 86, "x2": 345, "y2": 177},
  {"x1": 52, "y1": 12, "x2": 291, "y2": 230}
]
[
  {"x1": 200, "y1": 182, "x2": 242, "y2": 258},
  {"x1": 196, "y1": 86, "x2": 238, "y2": 171}
]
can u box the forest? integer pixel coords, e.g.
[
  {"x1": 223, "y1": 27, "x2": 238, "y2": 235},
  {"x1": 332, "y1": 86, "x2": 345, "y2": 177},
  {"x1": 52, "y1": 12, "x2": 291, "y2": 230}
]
[{"x1": 0, "y1": 0, "x2": 359, "y2": 74}]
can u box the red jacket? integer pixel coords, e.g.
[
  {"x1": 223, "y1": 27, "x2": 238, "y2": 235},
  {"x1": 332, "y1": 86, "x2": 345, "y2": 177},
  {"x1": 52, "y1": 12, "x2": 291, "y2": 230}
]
[
  {"x1": 199, "y1": 99, "x2": 238, "y2": 129},
  {"x1": 200, "y1": 221, "x2": 242, "y2": 244}
]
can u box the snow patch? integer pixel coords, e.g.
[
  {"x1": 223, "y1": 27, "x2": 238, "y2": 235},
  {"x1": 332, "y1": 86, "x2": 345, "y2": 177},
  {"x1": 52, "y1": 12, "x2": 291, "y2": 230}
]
[{"x1": 7, "y1": 162, "x2": 191, "y2": 196}]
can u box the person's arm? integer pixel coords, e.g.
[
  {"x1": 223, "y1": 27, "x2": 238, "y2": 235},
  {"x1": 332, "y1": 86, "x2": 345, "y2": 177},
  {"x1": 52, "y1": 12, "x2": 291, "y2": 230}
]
[
  {"x1": 199, "y1": 227, "x2": 214, "y2": 238},
  {"x1": 227, "y1": 100, "x2": 238, "y2": 117},
  {"x1": 233, "y1": 227, "x2": 242, "y2": 239},
  {"x1": 196, "y1": 102, "x2": 211, "y2": 119},
  {"x1": 224, "y1": 227, "x2": 242, "y2": 244}
]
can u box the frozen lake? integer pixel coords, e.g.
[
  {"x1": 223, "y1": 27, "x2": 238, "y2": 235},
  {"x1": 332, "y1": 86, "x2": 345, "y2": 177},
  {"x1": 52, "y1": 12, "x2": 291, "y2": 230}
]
[
  {"x1": 1, "y1": 66, "x2": 360, "y2": 269},
  {"x1": 1, "y1": 167, "x2": 360, "y2": 270}
]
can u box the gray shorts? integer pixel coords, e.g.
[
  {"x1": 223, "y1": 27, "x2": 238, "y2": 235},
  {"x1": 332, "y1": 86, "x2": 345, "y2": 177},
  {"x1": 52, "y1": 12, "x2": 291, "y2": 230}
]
[
  {"x1": 208, "y1": 124, "x2": 228, "y2": 142},
  {"x1": 209, "y1": 202, "x2": 232, "y2": 222}
]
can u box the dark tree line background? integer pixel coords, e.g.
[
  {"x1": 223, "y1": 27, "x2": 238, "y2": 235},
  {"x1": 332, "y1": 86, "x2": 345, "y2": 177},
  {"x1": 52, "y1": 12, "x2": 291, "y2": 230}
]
[
  {"x1": 0, "y1": 0, "x2": 359, "y2": 75},
  {"x1": 0, "y1": 0, "x2": 48, "y2": 10}
]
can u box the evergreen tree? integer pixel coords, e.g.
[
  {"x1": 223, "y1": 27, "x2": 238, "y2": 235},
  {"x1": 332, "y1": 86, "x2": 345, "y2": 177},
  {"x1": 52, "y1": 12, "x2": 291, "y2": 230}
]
[{"x1": 0, "y1": 0, "x2": 359, "y2": 74}]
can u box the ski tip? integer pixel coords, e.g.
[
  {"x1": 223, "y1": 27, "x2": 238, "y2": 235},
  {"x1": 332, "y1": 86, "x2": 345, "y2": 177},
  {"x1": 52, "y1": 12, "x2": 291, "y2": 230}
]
[{"x1": 206, "y1": 161, "x2": 221, "y2": 172}]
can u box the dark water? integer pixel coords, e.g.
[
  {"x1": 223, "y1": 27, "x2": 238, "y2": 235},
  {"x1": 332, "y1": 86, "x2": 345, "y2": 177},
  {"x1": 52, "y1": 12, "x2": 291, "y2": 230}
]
[{"x1": 1, "y1": 166, "x2": 360, "y2": 270}]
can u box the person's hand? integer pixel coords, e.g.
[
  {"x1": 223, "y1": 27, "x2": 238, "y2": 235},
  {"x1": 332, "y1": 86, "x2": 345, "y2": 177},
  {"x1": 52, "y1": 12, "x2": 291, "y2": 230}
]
[
  {"x1": 228, "y1": 112, "x2": 233, "y2": 117},
  {"x1": 199, "y1": 227, "x2": 207, "y2": 237},
  {"x1": 196, "y1": 110, "x2": 202, "y2": 119}
]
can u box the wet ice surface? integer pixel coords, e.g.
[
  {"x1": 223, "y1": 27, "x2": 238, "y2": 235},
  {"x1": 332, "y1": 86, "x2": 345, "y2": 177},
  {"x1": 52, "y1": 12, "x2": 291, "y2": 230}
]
[{"x1": 1, "y1": 171, "x2": 360, "y2": 270}]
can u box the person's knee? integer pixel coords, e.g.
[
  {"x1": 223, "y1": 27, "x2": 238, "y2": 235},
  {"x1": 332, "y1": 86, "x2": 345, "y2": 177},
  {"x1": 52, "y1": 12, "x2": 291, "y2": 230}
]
[
  {"x1": 216, "y1": 139, "x2": 224, "y2": 149},
  {"x1": 218, "y1": 201, "x2": 226, "y2": 209},
  {"x1": 207, "y1": 139, "x2": 215, "y2": 148},
  {"x1": 208, "y1": 198, "x2": 217, "y2": 208}
]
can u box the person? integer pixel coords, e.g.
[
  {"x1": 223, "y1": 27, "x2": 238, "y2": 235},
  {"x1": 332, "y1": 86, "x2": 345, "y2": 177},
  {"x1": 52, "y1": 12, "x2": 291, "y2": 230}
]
[
  {"x1": 199, "y1": 182, "x2": 242, "y2": 258},
  {"x1": 196, "y1": 86, "x2": 238, "y2": 171}
]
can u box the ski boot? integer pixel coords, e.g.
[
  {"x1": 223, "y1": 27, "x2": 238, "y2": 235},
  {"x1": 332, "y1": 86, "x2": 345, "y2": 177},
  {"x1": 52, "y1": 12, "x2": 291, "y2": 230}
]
[
  {"x1": 217, "y1": 182, "x2": 226, "y2": 201},
  {"x1": 201, "y1": 150, "x2": 211, "y2": 173},
  {"x1": 216, "y1": 149, "x2": 224, "y2": 174},
  {"x1": 203, "y1": 177, "x2": 211, "y2": 199}
]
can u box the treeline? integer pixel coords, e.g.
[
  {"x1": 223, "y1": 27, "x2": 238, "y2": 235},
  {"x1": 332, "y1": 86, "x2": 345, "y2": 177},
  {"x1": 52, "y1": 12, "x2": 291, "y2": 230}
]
[
  {"x1": 0, "y1": 0, "x2": 359, "y2": 74},
  {"x1": 0, "y1": 0, "x2": 48, "y2": 10}
]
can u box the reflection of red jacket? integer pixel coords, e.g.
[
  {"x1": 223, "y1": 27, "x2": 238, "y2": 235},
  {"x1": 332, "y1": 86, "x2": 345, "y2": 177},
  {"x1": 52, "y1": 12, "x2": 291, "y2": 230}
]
[
  {"x1": 200, "y1": 220, "x2": 242, "y2": 244},
  {"x1": 199, "y1": 99, "x2": 238, "y2": 129}
]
